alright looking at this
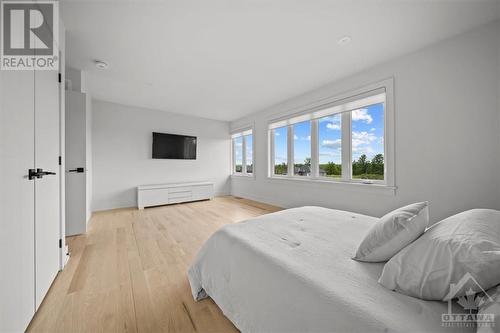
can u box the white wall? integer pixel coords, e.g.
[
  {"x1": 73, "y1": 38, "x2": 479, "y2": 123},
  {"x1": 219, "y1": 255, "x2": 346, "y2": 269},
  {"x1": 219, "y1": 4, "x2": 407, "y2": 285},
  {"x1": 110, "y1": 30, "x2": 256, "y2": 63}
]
[
  {"x1": 85, "y1": 94, "x2": 92, "y2": 220},
  {"x1": 92, "y1": 100, "x2": 231, "y2": 211},
  {"x1": 65, "y1": 66, "x2": 93, "y2": 228},
  {"x1": 65, "y1": 67, "x2": 88, "y2": 93},
  {"x1": 231, "y1": 21, "x2": 500, "y2": 223},
  {"x1": 497, "y1": 21, "x2": 500, "y2": 209}
]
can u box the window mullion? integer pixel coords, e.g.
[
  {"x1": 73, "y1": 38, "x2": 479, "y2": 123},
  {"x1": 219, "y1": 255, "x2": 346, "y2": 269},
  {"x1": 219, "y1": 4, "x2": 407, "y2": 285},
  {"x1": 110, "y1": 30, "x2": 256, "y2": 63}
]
[
  {"x1": 287, "y1": 125, "x2": 293, "y2": 177},
  {"x1": 270, "y1": 129, "x2": 275, "y2": 176},
  {"x1": 232, "y1": 138, "x2": 236, "y2": 173},
  {"x1": 341, "y1": 112, "x2": 351, "y2": 181},
  {"x1": 311, "y1": 119, "x2": 319, "y2": 178},
  {"x1": 242, "y1": 135, "x2": 247, "y2": 175}
]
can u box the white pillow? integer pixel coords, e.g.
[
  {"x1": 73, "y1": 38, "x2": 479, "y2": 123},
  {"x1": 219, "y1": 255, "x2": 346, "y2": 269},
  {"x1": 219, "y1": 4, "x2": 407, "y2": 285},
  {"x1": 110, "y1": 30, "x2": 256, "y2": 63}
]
[
  {"x1": 352, "y1": 202, "x2": 429, "y2": 262},
  {"x1": 378, "y1": 209, "x2": 500, "y2": 301},
  {"x1": 477, "y1": 284, "x2": 500, "y2": 333}
]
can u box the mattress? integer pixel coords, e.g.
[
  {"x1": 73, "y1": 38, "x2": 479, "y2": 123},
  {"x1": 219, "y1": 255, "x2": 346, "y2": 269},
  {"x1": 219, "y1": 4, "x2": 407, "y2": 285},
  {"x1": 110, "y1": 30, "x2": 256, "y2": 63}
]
[{"x1": 188, "y1": 206, "x2": 472, "y2": 332}]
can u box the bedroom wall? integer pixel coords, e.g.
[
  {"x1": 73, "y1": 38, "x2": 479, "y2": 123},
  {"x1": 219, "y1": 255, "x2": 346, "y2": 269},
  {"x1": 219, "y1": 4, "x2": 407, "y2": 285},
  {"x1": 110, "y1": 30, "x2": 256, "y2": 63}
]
[
  {"x1": 230, "y1": 20, "x2": 500, "y2": 223},
  {"x1": 497, "y1": 21, "x2": 500, "y2": 210},
  {"x1": 92, "y1": 100, "x2": 231, "y2": 211},
  {"x1": 85, "y1": 94, "x2": 93, "y2": 221}
]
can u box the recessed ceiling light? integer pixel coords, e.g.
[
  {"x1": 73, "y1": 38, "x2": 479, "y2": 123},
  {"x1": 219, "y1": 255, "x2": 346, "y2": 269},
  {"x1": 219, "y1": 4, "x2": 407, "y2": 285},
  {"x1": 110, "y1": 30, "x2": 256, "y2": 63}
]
[
  {"x1": 337, "y1": 36, "x2": 352, "y2": 46},
  {"x1": 94, "y1": 60, "x2": 109, "y2": 70}
]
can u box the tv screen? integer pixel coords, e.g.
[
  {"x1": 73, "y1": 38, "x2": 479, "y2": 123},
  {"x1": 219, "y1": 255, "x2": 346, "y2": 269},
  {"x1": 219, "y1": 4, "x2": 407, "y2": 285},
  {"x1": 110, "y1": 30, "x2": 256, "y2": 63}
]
[{"x1": 152, "y1": 132, "x2": 197, "y2": 159}]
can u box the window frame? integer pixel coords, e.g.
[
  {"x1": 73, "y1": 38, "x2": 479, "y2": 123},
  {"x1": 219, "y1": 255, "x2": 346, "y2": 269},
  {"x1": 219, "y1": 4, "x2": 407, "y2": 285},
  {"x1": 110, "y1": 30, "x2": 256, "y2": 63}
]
[
  {"x1": 267, "y1": 78, "x2": 395, "y2": 192},
  {"x1": 231, "y1": 127, "x2": 255, "y2": 178},
  {"x1": 269, "y1": 125, "x2": 289, "y2": 176}
]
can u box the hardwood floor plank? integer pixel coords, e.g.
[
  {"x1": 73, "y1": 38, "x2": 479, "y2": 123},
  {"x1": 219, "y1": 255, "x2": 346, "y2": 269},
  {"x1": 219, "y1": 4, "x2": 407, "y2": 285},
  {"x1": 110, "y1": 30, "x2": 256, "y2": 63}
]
[{"x1": 27, "y1": 196, "x2": 281, "y2": 333}]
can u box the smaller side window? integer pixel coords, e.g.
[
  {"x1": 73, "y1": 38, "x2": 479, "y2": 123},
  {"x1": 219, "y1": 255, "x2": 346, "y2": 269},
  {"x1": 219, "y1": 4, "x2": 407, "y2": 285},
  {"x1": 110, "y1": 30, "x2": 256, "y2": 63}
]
[{"x1": 232, "y1": 129, "x2": 253, "y2": 176}]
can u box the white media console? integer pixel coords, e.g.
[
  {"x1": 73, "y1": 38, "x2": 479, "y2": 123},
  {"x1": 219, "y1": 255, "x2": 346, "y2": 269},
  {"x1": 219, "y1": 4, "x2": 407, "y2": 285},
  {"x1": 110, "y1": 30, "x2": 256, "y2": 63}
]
[{"x1": 137, "y1": 182, "x2": 214, "y2": 209}]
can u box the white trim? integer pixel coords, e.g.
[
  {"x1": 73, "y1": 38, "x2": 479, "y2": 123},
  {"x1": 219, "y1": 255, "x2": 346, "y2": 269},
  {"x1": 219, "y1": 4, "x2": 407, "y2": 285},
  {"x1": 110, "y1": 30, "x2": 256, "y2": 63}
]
[
  {"x1": 231, "y1": 128, "x2": 252, "y2": 138},
  {"x1": 269, "y1": 128, "x2": 275, "y2": 177},
  {"x1": 384, "y1": 78, "x2": 396, "y2": 188},
  {"x1": 341, "y1": 111, "x2": 351, "y2": 181},
  {"x1": 268, "y1": 87, "x2": 386, "y2": 129},
  {"x1": 270, "y1": 125, "x2": 291, "y2": 176},
  {"x1": 266, "y1": 175, "x2": 396, "y2": 195},
  {"x1": 230, "y1": 122, "x2": 253, "y2": 135},
  {"x1": 244, "y1": 132, "x2": 255, "y2": 176},
  {"x1": 242, "y1": 135, "x2": 247, "y2": 173},
  {"x1": 231, "y1": 173, "x2": 255, "y2": 179},
  {"x1": 311, "y1": 119, "x2": 319, "y2": 177},
  {"x1": 287, "y1": 125, "x2": 293, "y2": 176}
]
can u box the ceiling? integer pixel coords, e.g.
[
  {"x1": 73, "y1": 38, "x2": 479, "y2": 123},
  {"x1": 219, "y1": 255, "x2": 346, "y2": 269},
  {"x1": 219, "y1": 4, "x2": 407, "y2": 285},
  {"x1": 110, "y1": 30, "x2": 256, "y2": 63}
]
[{"x1": 61, "y1": 0, "x2": 500, "y2": 122}]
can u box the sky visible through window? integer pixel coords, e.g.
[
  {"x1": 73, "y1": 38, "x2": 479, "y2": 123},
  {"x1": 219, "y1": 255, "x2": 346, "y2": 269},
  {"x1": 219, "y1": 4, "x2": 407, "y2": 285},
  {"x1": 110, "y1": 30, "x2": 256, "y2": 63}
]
[
  {"x1": 351, "y1": 103, "x2": 384, "y2": 161},
  {"x1": 274, "y1": 127, "x2": 288, "y2": 165},
  {"x1": 273, "y1": 103, "x2": 384, "y2": 166},
  {"x1": 234, "y1": 136, "x2": 243, "y2": 172},
  {"x1": 319, "y1": 114, "x2": 342, "y2": 164},
  {"x1": 245, "y1": 134, "x2": 253, "y2": 173},
  {"x1": 293, "y1": 121, "x2": 311, "y2": 164}
]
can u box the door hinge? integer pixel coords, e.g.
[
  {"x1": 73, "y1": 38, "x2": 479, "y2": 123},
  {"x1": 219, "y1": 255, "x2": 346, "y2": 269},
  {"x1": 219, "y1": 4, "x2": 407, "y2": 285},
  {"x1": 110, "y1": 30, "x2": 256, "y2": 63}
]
[
  {"x1": 58, "y1": 73, "x2": 62, "y2": 83},
  {"x1": 58, "y1": 156, "x2": 62, "y2": 165},
  {"x1": 59, "y1": 239, "x2": 62, "y2": 249}
]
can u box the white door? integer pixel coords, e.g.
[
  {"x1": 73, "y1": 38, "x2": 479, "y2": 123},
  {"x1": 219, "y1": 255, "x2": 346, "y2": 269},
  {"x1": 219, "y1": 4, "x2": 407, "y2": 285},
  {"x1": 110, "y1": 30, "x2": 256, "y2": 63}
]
[
  {"x1": 65, "y1": 91, "x2": 87, "y2": 236},
  {"x1": 34, "y1": 68, "x2": 61, "y2": 309},
  {"x1": 0, "y1": 70, "x2": 37, "y2": 332}
]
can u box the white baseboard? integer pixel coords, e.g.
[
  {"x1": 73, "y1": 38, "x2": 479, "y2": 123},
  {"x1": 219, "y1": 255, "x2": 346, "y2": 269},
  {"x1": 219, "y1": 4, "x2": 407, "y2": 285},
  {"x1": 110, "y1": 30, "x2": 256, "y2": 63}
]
[{"x1": 230, "y1": 191, "x2": 291, "y2": 209}]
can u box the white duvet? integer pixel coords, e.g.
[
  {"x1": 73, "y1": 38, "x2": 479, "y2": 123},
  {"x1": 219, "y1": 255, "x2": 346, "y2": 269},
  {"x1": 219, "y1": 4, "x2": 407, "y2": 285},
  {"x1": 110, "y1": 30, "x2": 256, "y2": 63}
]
[{"x1": 188, "y1": 207, "x2": 472, "y2": 333}]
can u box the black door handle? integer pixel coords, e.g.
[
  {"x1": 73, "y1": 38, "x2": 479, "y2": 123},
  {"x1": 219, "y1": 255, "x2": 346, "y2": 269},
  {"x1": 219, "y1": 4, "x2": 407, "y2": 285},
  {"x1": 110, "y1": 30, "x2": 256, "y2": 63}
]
[
  {"x1": 68, "y1": 167, "x2": 84, "y2": 173},
  {"x1": 28, "y1": 168, "x2": 56, "y2": 180}
]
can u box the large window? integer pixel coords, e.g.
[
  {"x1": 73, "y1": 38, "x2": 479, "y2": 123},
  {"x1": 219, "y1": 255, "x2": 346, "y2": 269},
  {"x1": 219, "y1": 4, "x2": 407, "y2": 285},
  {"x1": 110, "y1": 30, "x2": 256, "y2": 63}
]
[
  {"x1": 232, "y1": 129, "x2": 253, "y2": 176},
  {"x1": 269, "y1": 85, "x2": 392, "y2": 186}
]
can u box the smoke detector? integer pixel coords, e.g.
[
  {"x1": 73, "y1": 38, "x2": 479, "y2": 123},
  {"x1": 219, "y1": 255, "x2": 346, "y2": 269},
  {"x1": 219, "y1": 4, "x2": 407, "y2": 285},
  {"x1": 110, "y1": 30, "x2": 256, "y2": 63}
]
[
  {"x1": 337, "y1": 36, "x2": 352, "y2": 46},
  {"x1": 94, "y1": 60, "x2": 109, "y2": 70}
]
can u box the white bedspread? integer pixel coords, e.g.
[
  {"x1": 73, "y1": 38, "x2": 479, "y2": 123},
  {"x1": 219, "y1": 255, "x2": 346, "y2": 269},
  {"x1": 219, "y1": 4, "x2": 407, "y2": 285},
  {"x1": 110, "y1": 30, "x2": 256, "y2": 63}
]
[{"x1": 188, "y1": 206, "x2": 472, "y2": 333}]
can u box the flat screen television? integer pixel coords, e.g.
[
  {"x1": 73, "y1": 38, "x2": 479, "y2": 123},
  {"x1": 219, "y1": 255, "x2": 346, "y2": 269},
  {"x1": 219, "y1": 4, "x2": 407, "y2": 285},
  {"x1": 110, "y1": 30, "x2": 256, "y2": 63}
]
[{"x1": 152, "y1": 132, "x2": 197, "y2": 159}]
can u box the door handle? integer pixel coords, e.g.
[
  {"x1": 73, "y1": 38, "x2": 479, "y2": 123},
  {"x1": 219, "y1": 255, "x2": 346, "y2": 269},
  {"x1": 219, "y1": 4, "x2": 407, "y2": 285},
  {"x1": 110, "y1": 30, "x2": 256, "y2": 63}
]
[
  {"x1": 68, "y1": 167, "x2": 84, "y2": 173},
  {"x1": 28, "y1": 168, "x2": 56, "y2": 180}
]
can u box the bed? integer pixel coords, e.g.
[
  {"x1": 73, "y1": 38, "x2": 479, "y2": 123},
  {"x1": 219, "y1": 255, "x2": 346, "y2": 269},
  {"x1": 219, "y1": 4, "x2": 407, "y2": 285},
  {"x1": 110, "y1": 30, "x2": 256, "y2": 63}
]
[{"x1": 188, "y1": 206, "x2": 472, "y2": 332}]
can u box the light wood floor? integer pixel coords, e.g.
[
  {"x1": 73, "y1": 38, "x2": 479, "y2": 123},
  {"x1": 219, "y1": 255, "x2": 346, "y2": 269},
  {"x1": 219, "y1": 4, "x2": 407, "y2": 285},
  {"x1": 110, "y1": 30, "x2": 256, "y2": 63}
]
[{"x1": 27, "y1": 196, "x2": 281, "y2": 333}]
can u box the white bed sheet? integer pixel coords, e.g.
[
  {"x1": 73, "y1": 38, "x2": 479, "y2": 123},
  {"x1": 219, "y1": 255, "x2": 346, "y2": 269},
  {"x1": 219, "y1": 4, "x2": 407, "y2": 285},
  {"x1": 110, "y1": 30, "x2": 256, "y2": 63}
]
[{"x1": 188, "y1": 206, "x2": 472, "y2": 333}]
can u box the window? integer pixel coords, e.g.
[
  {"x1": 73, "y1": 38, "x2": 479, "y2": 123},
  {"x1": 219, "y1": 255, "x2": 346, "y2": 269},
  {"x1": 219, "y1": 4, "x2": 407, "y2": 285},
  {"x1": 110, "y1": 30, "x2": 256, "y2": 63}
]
[
  {"x1": 268, "y1": 81, "x2": 393, "y2": 188},
  {"x1": 293, "y1": 121, "x2": 311, "y2": 176},
  {"x1": 232, "y1": 129, "x2": 253, "y2": 176},
  {"x1": 245, "y1": 134, "x2": 253, "y2": 174},
  {"x1": 351, "y1": 103, "x2": 384, "y2": 181},
  {"x1": 319, "y1": 114, "x2": 342, "y2": 178},
  {"x1": 234, "y1": 136, "x2": 243, "y2": 173},
  {"x1": 273, "y1": 126, "x2": 288, "y2": 175}
]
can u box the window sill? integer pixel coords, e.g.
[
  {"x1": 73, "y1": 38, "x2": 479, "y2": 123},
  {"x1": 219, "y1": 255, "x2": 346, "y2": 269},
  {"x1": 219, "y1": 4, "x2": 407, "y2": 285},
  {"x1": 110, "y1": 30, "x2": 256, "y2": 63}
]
[
  {"x1": 231, "y1": 173, "x2": 256, "y2": 180},
  {"x1": 266, "y1": 176, "x2": 396, "y2": 195}
]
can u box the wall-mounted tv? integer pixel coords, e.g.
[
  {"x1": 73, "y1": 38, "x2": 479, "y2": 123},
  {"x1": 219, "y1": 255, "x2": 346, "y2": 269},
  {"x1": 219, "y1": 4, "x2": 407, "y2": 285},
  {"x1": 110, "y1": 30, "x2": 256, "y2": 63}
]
[{"x1": 152, "y1": 132, "x2": 197, "y2": 159}]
